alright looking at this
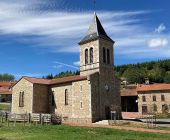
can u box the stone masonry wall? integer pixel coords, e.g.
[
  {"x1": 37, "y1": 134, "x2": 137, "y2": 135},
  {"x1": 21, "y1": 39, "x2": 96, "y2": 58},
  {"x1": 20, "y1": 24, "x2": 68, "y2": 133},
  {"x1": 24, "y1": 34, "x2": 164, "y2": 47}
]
[
  {"x1": 71, "y1": 79, "x2": 91, "y2": 123},
  {"x1": 80, "y1": 40, "x2": 100, "y2": 76},
  {"x1": 138, "y1": 90, "x2": 170, "y2": 114},
  {"x1": 12, "y1": 78, "x2": 33, "y2": 114},
  {"x1": 50, "y1": 79, "x2": 92, "y2": 123},
  {"x1": 99, "y1": 67, "x2": 121, "y2": 120},
  {"x1": 51, "y1": 83, "x2": 72, "y2": 121},
  {"x1": 33, "y1": 84, "x2": 49, "y2": 113}
]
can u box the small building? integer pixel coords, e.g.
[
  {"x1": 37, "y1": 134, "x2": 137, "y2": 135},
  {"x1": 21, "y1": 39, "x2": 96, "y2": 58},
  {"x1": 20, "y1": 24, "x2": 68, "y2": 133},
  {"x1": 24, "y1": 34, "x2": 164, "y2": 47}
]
[
  {"x1": 137, "y1": 84, "x2": 170, "y2": 114},
  {"x1": 0, "y1": 82, "x2": 15, "y2": 102},
  {"x1": 11, "y1": 13, "x2": 121, "y2": 123},
  {"x1": 121, "y1": 84, "x2": 138, "y2": 112}
]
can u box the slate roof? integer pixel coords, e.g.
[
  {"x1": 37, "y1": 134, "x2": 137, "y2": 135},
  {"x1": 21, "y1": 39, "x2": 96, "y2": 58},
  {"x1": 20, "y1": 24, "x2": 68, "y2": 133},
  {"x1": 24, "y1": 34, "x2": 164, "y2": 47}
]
[{"x1": 79, "y1": 12, "x2": 114, "y2": 45}]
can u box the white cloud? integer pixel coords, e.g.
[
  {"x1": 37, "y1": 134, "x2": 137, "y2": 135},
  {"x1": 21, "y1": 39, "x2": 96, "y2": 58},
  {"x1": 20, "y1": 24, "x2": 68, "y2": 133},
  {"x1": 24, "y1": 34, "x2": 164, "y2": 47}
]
[
  {"x1": 155, "y1": 24, "x2": 166, "y2": 33},
  {"x1": 73, "y1": 61, "x2": 80, "y2": 66},
  {"x1": 51, "y1": 65, "x2": 63, "y2": 69},
  {"x1": 148, "y1": 38, "x2": 168, "y2": 48},
  {"x1": 53, "y1": 61, "x2": 79, "y2": 69},
  {"x1": 0, "y1": 0, "x2": 169, "y2": 61},
  {"x1": 0, "y1": 0, "x2": 152, "y2": 54}
]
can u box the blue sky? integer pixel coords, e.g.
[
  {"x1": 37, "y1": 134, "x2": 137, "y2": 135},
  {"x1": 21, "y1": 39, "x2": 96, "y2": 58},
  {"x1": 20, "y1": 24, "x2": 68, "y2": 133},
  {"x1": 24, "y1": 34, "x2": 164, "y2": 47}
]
[{"x1": 0, "y1": 0, "x2": 170, "y2": 79}]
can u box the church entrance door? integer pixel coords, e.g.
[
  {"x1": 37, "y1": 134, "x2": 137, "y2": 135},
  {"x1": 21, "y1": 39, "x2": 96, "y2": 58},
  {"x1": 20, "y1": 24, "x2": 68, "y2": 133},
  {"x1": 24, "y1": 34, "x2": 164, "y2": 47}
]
[{"x1": 105, "y1": 106, "x2": 111, "y2": 120}]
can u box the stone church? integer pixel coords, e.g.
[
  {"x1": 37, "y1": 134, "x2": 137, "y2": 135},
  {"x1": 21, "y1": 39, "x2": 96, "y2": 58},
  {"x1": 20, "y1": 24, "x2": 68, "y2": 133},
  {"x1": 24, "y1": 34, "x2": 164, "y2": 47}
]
[{"x1": 12, "y1": 13, "x2": 121, "y2": 123}]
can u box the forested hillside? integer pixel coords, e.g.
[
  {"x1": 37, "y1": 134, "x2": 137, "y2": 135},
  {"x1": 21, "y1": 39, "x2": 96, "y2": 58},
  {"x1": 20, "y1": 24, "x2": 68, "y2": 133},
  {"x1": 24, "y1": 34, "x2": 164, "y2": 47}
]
[
  {"x1": 43, "y1": 70, "x2": 80, "y2": 79},
  {"x1": 44, "y1": 60, "x2": 170, "y2": 84},
  {"x1": 114, "y1": 60, "x2": 170, "y2": 84},
  {"x1": 0, "y1": 73, "x2": 15, "y2": 81}
]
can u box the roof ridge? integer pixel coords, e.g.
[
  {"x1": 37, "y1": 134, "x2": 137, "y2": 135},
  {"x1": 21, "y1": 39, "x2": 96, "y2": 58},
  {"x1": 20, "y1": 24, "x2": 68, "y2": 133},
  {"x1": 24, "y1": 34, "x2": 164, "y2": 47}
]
[{"x1": 21, "y1": 75, "x2": 87, "y2": 85}]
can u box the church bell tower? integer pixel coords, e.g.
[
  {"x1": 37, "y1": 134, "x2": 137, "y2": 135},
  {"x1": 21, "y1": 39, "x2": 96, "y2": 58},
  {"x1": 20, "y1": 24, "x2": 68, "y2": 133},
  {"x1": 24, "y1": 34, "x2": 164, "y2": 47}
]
[{"x1": 79, "y1": 12, "x2": 115, "y2": 76}]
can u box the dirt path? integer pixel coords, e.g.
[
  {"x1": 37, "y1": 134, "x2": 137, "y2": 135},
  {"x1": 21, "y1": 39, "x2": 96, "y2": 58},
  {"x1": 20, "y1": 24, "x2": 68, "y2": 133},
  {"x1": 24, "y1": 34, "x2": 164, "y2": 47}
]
[{"x1": 64, "y1": 123, "x2": 170, "y2": 134}]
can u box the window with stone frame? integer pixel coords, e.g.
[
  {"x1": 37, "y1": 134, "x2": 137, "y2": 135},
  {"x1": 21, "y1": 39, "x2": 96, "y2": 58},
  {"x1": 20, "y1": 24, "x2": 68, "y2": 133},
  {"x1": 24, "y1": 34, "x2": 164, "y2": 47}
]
[
  {"x1": 162, "y1": 104, "x2": 168, "y2": 113},
  {"x1": 107, "y1": 49, "x2": 110, "y2": 64},
  {"x1": 142, "y1": 105, "x2": 147, "y2": 114},
  {"x1": 85, "y1": 49, "x2": 88, "y2": 64},
  {"x1": 19, "y1": 91, "x2": 24, "y2": 107},
  {"x1": 142, "y1": 96, "x2": 146, "y2": 102},
  {"x1": 65, "y1": 89, "x2": 68, "y2": 105},
  {"x1": 161, "y1": 94, "x2": 165, "y2": 101},
  {"x1": 153, "y1": 95, "x2": 156, "y2": 101},
  {"x1": 103, "y1": 47, "x2": 106, "y2": 63},
  {"x1": 90, "y1": 47, "x2": 93, "y2": 63},
  {"x1": 153, "y1": 104, "x2": 157, "y2": 112}
]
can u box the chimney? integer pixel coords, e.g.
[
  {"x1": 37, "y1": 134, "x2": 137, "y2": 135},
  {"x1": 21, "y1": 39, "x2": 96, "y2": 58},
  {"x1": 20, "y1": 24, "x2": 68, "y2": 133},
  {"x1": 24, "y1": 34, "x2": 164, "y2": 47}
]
[{"x1": 145, "y1": 78, "x2": 149, "y2": 85}]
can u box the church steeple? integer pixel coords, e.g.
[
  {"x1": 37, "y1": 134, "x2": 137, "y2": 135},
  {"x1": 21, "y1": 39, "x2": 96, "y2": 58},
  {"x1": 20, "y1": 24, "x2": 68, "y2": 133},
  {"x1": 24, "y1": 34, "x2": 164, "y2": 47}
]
[
  {"x1": 79, "y1": 12, "x2": 114, "y2": 45},
  {"x1": 79, "y1": 13, "x2": 115, "y2": 76}
]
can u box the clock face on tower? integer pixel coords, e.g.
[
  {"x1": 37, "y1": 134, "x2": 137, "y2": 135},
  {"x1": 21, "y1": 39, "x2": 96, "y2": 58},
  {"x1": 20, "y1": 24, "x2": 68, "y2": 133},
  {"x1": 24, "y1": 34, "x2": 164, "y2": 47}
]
[{"x1": 105, "y1": 84, "x2": 109, "y2": 92}]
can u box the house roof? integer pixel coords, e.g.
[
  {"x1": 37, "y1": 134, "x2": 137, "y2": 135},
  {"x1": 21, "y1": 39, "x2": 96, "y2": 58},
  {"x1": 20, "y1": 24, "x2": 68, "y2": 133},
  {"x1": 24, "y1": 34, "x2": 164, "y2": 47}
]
[
  {"x1": 0, "y1": 82, "x2": 16, "y2": 87},
  {"x1": 0, "y1": 82, "x2": 15, "y2": 95},
  {"x1": 136, "y1": 84, "x2": 170, "y2": 92},
  {"x1": 0, "y1": 87, "x2": 10, "y2": 91},
  {"x1": 49, "y1": 75, "x2": 87, "y2": 85},
  {"x1": 0, "y1": 86, "x2": 11, "y2": 95},
  {"x1": 23, "y1": 76, "x2": 51, "y2": 85},
  {"x1": 79, "y1": 12, "x2": 114, "y2": 45},
  {"x1": 121, "y1": 89, "x2": 137, "y2": 96},
  {"x1": 21, "y1": 75, "x2": 87, "y2": 86}
]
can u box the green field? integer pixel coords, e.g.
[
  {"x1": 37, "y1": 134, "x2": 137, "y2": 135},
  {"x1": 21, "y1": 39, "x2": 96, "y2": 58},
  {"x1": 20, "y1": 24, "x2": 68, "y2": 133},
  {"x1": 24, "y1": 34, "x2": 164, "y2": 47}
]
[
  {"x1": 0, "y1": 103, "x2": 11, "y2": 111},
  {"x1": 0, "y1": 124, "x2": 170, "y2": 140}
]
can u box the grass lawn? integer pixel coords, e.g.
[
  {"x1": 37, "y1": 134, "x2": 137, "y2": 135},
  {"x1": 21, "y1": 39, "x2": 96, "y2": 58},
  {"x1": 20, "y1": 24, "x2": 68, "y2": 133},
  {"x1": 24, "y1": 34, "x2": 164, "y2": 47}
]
[
  {"x1": 0, "y1": 103, "x2": 11, "y2": 111},
  {"x1": 0, "y1": 124, "x2": 170, "y2": 140}
]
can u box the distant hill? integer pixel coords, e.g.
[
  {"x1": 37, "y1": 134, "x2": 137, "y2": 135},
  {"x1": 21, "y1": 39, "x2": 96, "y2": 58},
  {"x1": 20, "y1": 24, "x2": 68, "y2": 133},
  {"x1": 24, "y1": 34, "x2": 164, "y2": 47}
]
[
  {"x1": 43, "y1": 70, "x2": 80, "y2": 79},
  {"x1": 114, "y1": 59, "x2": 170, "y2": 84}
]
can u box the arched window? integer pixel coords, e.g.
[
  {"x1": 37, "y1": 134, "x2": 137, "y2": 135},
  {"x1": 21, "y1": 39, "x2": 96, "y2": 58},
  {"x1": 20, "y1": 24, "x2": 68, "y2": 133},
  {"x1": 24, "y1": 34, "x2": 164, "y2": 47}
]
[
  {"x1": 103, "y1": 48, "x2": 106, "y2": 63},
  {"x1": 85, "y1": 49, "x2": 88, "y2": 64},
  {"x1": 19, "y1": 91, "x2": 24, "y2": 107},
  {"x1": 65, "y1": 89, "x2": 68, "y2": 105},
  {"x1": 107, "y1": 49, "x2": 110, "y2": 64},
  {"x1": 90, "y1": 47, "x2": 93, "y2": 63}
]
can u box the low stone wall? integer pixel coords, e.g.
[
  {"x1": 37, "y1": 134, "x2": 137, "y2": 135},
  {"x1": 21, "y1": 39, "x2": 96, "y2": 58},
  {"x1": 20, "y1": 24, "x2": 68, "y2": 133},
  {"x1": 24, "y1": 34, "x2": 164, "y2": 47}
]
[{"x1": 108, "y1": 120, "x2": 147, "y2": 127}]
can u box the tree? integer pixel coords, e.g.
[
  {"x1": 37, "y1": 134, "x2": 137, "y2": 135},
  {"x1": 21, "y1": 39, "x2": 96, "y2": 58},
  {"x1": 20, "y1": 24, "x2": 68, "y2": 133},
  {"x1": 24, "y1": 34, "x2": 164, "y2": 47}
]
[
  {"x1": 164, "y1": 72, "x2": 170, "y2": 83},
  {"x1": 115, "y1": 59, "x2": 170, "y2": 84},
  {"x1": 43, "y1": 71, "x2": 80, "y2": 79},
  {"x1": 0, "y1": 73, "x2": 15, "y2": 81},
  {"x1": 46, "y1": 74, "x2": 53, "y2": 79},
  {"x1": 123, "y1": 67, "x2": 147, "y2": 84}
]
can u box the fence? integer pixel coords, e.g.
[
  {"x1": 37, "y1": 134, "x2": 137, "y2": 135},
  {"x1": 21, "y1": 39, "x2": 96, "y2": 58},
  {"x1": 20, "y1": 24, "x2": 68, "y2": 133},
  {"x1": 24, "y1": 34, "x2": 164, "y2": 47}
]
[{"x1": 0, "y1": 111, "x2": 53, "y2": 126}]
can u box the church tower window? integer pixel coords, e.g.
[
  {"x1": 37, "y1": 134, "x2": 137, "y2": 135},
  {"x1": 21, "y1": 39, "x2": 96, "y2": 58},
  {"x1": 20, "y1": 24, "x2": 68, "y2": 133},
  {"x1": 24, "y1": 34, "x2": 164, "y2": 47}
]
[
  {"x1": 107, "y1": 49, "x2": 110, "y2": 64},
  {"x1": 85, "y1": 49, "x2": 88, "y2": 64},
  {"x1": 90, "y1": 47, "x2": 93, "y2": 63},
  {"x1": 103, "y1": 47, "x2": 106, "y2": 63}
]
